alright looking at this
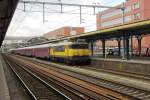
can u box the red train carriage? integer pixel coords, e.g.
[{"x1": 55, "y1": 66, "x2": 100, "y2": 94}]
[
  {"x1": 25, "y1": 48, "x2": 34, "y2": 57},
  {"x1": 13, "y1": 44, "x2": 51, "y2": 59},
  {"x1": 16, "y1": 47, "x2": 34, "y2": 57},
  {"x1": 33, "y1": 44, "x2": 50, "y2": 59}
]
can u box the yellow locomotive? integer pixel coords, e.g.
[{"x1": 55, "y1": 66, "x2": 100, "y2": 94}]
[{"x1": 50, "y1": 41, "x2": 91, "y2": 64}]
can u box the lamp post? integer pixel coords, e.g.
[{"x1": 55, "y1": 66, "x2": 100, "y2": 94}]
[
  {"x1": 121, "y1": 2, "x2": 126, "y2": 59},
  {"x1": 70, "y1": 26, "x2": 72, "y2": 36},
  {"x1": 121, "y1": 3, "x2": 125, "y2": 24}
]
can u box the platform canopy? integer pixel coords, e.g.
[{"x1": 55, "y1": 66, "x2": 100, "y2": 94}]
[
  {"x1": 31, "y1": 19, "x2": 150, "y2": 46},
  {"x1": 0, "y1": 0, "x2": 19, "y2": 46},
  {"x1": 57, "y1": 19, "x2": 150, "y2": 42},
  {"x1": 67, "y1": 19, "x2": 150, "y2": 41}
]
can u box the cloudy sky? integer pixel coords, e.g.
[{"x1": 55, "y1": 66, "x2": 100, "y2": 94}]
[{"x1": 6, "y1": 0, "x2": 125, "y2": 37}]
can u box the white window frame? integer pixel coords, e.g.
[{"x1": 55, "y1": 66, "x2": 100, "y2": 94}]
[
  {"x1": 133, "y1": 13, "x2": 140, "y2": 20},
  {"x1": 133, "y1": 2, "x2": 140, "y2": 9}
]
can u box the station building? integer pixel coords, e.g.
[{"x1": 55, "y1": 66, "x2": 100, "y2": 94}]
[
  {"x1": 96, "y1": 0, "x2": 150, "y2": 49},
  {"x1": 43, "y1": 26, "x2": 84, "y2": 40}
]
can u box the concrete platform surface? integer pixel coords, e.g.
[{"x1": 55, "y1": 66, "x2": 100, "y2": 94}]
[
  {"x1": 91, "y1": 57, "x2": 150, "y2": 75},
  {"x1": 0, "y1": 55, "x2": 10, "y2": 100},
  {"x1": 92, "y1": 57, "x2": 150, "y2": 64}
]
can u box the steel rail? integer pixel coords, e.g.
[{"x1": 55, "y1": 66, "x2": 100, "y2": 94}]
[
  {"x1": 3, "y1": 56, "x2": 38, "y2": 100},
  {"x1": 32, "y1": 61, "x2": 147, "y2": 100},
  {"x1": 6, "y1": 56, "x2": 94, "y2": 100},
  {"x1": 4, "y1": 56, "x2": 71, "y2": 100},
  {"x1": 10, "y1": 55, "x2": 135, "y2": 100},
  {"x1": 12, "y1": 55, "x2": 150, "y2": 100},
  {"x1": 13, "y1": 62, "x2": 89, "y2": 100},
  {"x1": 31, "y1": 70, "x2": 95, "y2": 100},
  {"x1": 9, "y1": 56, "x2": 108, "y2": 100}
]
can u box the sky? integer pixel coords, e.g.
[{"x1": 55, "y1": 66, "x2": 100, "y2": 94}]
[{"x1": 6, "y1": 0, "x2": 125, "y2": 37}]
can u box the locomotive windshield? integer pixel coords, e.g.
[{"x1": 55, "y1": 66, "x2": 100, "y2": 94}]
[{"x1": 69, "y1": 43, "x2": 88, "y2": 49}]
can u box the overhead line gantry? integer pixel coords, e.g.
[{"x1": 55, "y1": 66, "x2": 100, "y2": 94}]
[{"x1": 19, "y1": 0, "x2": 125, "y2": 23}]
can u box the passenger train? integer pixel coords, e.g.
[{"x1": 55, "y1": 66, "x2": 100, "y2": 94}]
[{"x1": 12, "y1": 41, "x2": 91, "y2": 65}]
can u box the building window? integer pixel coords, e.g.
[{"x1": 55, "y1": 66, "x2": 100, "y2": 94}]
[
  {"x1": 133, "y1": 2, "x2": 140, "y2": 9},
  {"x1": 101, "y1": 16, "x2": 132, "y2": 27},
  {"x1": 101, "y1": 9, "x2": 122, "y2": 19},
  {"x1": 133, "y1": 13, "x2": 140, "y2": 19}
]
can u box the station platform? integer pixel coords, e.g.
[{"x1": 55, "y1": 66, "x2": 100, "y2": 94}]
[
  {"x1": 0, "y1": 55, "x2": 10, "y2": 100},
  {"x1": 91, "y1": 57, "x2": 150, "y2": 75}
]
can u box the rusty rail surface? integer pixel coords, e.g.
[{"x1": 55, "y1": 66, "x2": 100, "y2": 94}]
[
  {"x1": 8, "y1": 55, "x2": 140, "y2": 100},
  {"x1": 3, "y1": 56, "x2": 71, "y2": 100}
]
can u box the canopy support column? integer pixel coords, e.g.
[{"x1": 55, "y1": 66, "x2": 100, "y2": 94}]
[{"x1": 102, "y1": 39, "x2": 106, "y2": 58}]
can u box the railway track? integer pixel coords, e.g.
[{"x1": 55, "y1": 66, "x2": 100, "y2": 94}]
[
  {"x1": 38, "y1": 65, "x2": 150, "y2": 100},
  {"x1": 6, "y1": 55, "x2": 122, "y2": 100},
  {"x1": 11, "y1": 54, "x2": 150, "y2": 100},
  {"x1": 14, "y1": 54, "x2": 150, "y2": 81},
  {"x1": 3, "y1": 56, "x2": 71, "y2": 100},
  {"x1": 4, "y1": 55, "x2": 111, "y2": 100},
  {"x1": 7, "y1": 55, "x2": 144, "y2": 100},
  {"x1": 30, "y1": 70, "x2": 97, "y2": 100},
  {"x1": 29, "y1": 60, "x2": 150, "y2": 100}
]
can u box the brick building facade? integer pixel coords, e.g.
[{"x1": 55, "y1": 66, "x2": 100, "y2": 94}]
[
  {"x1": 43, "y1": 26, "x2": 84, "y2": 40},
  {"x1": 96, "y1": 0, "x2": 150, "y2": 48}
]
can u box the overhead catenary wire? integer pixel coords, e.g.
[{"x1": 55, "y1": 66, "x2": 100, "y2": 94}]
[
  {"x1": 102, "y1": 0, "x2": 124, "y2": 5},
  {"x1": 7, "y1": 0, "x2": 125, "y2": 37},
  {"x1": 13, "y1": 8, "x2": 96, "y2": 35},
  {"x1": 19, "y1": 0, "x2": 122, "y2": 9},
  {"x1": 17, "y1": 0, "x2": 125, "y2": 24},
  {"x1": 8, "y1": 1, "x2": 39, "y2": 35},
  {"x1": 15, "y1": 2, "x2": 97, "y2": 26},
  {"x1": 19, "y1": 0, "x2": 124, "y2": 24}
]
